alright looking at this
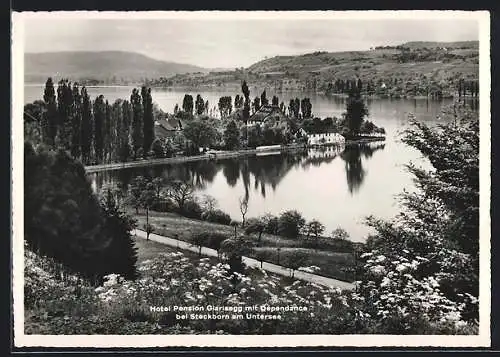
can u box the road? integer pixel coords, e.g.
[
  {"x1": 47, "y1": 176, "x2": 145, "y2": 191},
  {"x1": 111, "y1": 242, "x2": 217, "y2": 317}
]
[{"x1": 134, "y1": 229, "x2": 355, "y2": 290}]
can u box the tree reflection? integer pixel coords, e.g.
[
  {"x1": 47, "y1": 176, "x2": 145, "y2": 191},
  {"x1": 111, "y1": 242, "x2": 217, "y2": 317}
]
[
  {"x1": 90, "y1": 142, "x2": 385, "y2": 201},
  {"x1": 341, "y1": 143, "x2": 385, "y2": 194}
]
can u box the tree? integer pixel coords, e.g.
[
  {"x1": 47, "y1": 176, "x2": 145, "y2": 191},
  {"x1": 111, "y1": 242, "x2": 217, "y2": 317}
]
[
  {"x1": 200, "y1": 194, "x2": 218, "y2": 213},
  {"x1": 130, "y1": 88, "x2": 143, "y2": 158},
  {"x1": 242, "y1": 81, "x2": 250, "y2": 120},
  {"x1": 239, "y1": 197, "x2": 249, "y2": 228},
  {"x1": 141, "y1": 181, "x2": 157, "y2": 240},
  {"x1": 190, "y1": 232, "x2": 208, "y2": 257},
  {"x1": 218, "y1": 96, "x2": 233, "y2": 118},
  {"x1": 304, "y1": 220, "x2": 325, "y2": 238},
  {"x1": 99, "y1": 188, "x2": 138, "y2": 279},
  {"x1": 182, "y1": 94, "x2": 194, "y2": 116},
  {"x1": 253, "y1": 97, "x2": 261, "y2": 113},
  {"x1": 331, "y1": 227, "x2": 349, "y2": 240},
  {"x1": 127, "y1": 175, "x2": 145, "y2": 214},
  {"x1": 183, "y1": 120, "x2": 217, "y2": 151},
  {"x1": 344, "y1": 87, "x2": 369, "y2": 137},
  {"x1": 272, "y1": 95, "x2": 279, "y2": 106},
  {"x1": 278, "y1": 210, "x2": 306, "y2": 239},
  {"x1": 80, "y1": 87, "x2": 93, "y2": 164},
  {"x1": 223, "y1": 120, "x2": 240, "y2": 150},
  {"x1": 56, "y1": 79, "x2": 74, "y2": 151},
  {"x1": 24, "y1": 143, "x2": 138, "y2": 283},
  {"x1": 283, "y1": 250, "x2": 309, "y2": 278},
  {"x1": 70, "y1": 83, "x2": 82, "y2": 159},
  {"x1": 260, "y1": 90, "x2": 269, "y2": 106},
  {"x1": 254, "y1": 249, "x2": 272, "y2": 268},
  {"x1": 220, "y1": 235, "x2": 254, "y2": 274},
  {"x1": 141, "y1": 87, "x2": 155, "y2": 155},
  {"x1": 359, "y1": 102, "x2": 479, "y2": 327},
  {"x1": 151, "y1": 138, "x2": 164, "y2": 158},
  {"x1": 244, "y1": 218, "x2": 266, "y2": 245},
  {"x1": 166, "y1": 180, "x2": 194, "y2": 211},
  {"x1": 93, "y1": 95, "x2": 106, "y2": 163},
  {"x1": 300, "y1": 98, "x2": 312, "y2": 119},
  {"x1": 195, "y1": 94, "x2": 205, "y2": 115},
  {"x1": 42, "y1": 78, "x2": 58, "y2": 146}
]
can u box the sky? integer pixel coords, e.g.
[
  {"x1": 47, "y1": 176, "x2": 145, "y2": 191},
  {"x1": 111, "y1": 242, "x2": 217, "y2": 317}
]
[{"x1": 23, "y1": 14, "x2": 480, "y2": 69}]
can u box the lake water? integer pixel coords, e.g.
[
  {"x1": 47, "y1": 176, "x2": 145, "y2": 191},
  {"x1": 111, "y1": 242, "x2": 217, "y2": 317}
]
[{"x1": 25, "y1": 85, "x2": 477, "y2": 242}]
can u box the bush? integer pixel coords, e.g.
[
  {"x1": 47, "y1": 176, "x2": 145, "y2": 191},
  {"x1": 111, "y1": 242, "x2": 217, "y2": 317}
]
[
  {"x1": 201, "y1": 209, "x2": 232, "y2": 225},
  {"x1": 179, "y1": 200, "x2": 203, "y2": 219}
]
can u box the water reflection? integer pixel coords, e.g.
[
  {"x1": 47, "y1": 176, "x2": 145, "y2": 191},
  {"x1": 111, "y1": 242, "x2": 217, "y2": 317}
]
[
  {"x1": 341, "y1": 143, "x2": 386, "y2": 194},
  {"x1": 90, "y1": 143, "x2": 385, "y2": 201}
]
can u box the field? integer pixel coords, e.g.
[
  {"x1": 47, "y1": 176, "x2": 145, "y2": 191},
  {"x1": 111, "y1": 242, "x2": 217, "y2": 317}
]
[{"x1": 131, "y1": 209, "x2": 356, "y2": 282}]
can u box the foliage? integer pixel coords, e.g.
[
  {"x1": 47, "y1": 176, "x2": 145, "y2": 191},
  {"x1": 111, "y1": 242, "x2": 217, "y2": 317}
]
[
  {"x1": 218, "y1": 96, "x2": 233, "y2": 118},
  {"x1": 165, "y1": 180, "x2": 195, "y2": 211},
  {"x1": 150, "y1": 139, "x2": 165, "y2": 158},
  {"x1": 183, "y1": 120, "x2": 218, "y2": 150},
  {"x1": 24, "y1": 144, "x2": 137, "y2": 283},
  {"x1": 141, "y1": 86, "x2": 155, "y2": 155},
  {"x1": 25, "y1": 244, "x2": 477, "y2": 334},
  {"x1": 201, "y1": 209, "x2": 232, "y2": 225},
  {"x1": 331, "y1": 228, "x2": 350, "y2": 241},
  {"x1": 182, "y1": 94, "x2": 194, "y2": 116},
  {"x1": 223, "y1": 120, "x2": 240, "y2": 150},
  {"x1": 282, "y1": 250, "x2": 309, "y2": 278},
  {"x1": 344, "y1": 88, "x2": 369, "y2": 137},
  {"x1": 278, "y1": 210, "x2": 306, "y2": 239},
  {"x1": 358, "y1": 102, "x2": 479, "y2": 326},
  {"x1": 304, "y1": 220, "x2": 325, "y2": 239}
]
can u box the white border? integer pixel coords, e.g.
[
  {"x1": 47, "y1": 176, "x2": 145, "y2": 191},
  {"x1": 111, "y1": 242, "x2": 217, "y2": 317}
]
[{"x1": 12, "y1": 10, "x2": 491, "y2": 348}]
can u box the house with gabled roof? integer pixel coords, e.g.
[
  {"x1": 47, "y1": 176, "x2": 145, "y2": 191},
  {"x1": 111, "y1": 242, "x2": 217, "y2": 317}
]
[
  {"x1": 154, "y1": 116, "x2": 185, "y2": 139},
  {"x1": 247, "y1": 104, "x2": 285, "y2": 127}
]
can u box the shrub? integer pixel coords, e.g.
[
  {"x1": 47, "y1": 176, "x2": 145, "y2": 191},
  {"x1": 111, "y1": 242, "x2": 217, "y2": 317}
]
[
  {"x1": 201, "y1": 209, "x2": 232, "y2": 225},
  {"x1": 179, "y1": 200, "x2": 203, "y2": 219}
]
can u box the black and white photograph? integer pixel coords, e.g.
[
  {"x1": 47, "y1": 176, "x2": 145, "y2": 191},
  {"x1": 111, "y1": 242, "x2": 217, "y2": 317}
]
[{"x1": 12, "y1": 11, "x2": 490, "y2": 347}]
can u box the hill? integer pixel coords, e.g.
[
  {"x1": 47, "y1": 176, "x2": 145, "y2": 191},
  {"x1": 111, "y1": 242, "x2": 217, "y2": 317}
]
[
  {"x1": 24, "y1": 51, "x2": 210, "y2": 84},
  {"x1": 148, "y1": 41, "x2": 479, "y2": 98}
]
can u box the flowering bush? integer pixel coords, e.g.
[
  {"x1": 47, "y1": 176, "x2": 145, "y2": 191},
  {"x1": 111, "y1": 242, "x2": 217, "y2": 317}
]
[{"x1": 25, "y1": 245, "x2": 477, "y2": 335}]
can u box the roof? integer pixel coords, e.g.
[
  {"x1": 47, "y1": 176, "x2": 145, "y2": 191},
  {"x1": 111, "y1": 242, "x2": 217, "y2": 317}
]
[
  {"x1": 249, "y1": 105, "x2": 284, "y2": 123},
  {"x1": 302, "y1": 127, "x2": 341, "y2": 135}
]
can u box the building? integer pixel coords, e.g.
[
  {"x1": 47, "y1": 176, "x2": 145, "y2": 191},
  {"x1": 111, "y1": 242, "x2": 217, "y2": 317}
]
[
  {"x1": 247, "y1": 104, "x2": 285, "y2": 127},
  {"x1": 300, "y1": 128, "x2": 345, "y2": 146},
  {"x1": 154, "y1": 116, "x2": 185, "y2": 139}
]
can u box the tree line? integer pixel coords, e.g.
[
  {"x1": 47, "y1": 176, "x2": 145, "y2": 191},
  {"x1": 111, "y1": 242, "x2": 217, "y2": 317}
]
[{"x1": 24, "y1": 78, "x2": 157, "y2": 165}]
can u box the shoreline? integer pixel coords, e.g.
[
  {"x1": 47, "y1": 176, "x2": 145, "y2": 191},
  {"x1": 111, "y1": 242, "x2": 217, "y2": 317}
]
[{"x1": 84, "y1": 137, "x2": 385, "y2": 173}]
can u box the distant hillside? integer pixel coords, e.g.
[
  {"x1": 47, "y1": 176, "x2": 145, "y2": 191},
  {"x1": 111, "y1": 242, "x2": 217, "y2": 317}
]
[
  {"x1": 24, "y1": 51, "x2": 209, "y2": 84},
  {"x1": 146, "y1": 41, "x2": 479, "y2": 99}
]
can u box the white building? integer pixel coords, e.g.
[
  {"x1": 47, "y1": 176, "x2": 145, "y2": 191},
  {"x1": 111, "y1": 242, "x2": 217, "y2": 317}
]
[{"x1": 300, "y1": 128, "x2": 345, "y2": 146}]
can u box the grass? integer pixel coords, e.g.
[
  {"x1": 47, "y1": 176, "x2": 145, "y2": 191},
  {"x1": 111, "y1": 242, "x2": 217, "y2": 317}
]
[
  {"x1": 133, "y1": 234, "x2": 300, "y2": 287},
  {"x1": 131, "y1": 208, "x2": 356, "y2": 282}
]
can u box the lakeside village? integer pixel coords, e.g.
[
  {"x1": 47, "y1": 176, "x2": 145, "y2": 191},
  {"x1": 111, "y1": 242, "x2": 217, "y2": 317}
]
[{"x1": 23, "y1": 76, "x2": 479, "y2": 335}]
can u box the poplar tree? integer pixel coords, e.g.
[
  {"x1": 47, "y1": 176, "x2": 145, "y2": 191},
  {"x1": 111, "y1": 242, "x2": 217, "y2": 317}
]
[
  {"x1": 242, "y1": 81, "x2": 250, "y2": 119},
  {"x1": 142, "y1": 87, "x2": 155, "y2": 154},
  {"x1": 195, "y1": 94, "x2": 205, "y2": 115},
  {"x1": 57, "y1": 79, "x2": 74, "y2": 150},
  {"x1": 93, "y1": 95, "x2": 106, "y2": 163},
  {"x1": 42, "y1": 78, "x2": 58, "y2": 146},
  {"x1": 80, "y1": 87, "x2": 93, "y2": 165},
  {"x1": 70, "y1": 83, "x2": 82, "y2": 159},
  {"x1": 130, "y1": 88, "x2": 144, "y2": 158}
]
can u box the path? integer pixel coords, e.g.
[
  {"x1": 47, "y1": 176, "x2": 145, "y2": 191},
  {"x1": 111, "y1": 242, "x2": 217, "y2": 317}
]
[{"x1": 134, "y1": 229, "x2": 355, "y2": 290}]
